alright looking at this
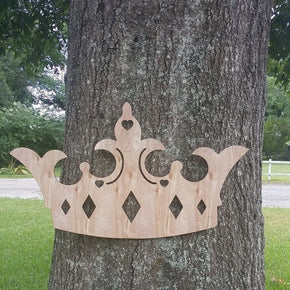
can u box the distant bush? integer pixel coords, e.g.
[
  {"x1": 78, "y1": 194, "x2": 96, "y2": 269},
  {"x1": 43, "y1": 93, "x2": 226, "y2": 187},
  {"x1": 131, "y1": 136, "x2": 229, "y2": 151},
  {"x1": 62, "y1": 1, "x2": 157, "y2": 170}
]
[
  {"x1": 263, "y1": 77, "x2": 290, "y2": 160},
  {"x1": 0, "y1": 165, "x2": 29, "y2": 175},
  {"x1": 0, "y1": 102, "x2": 64, "y2": 167}
]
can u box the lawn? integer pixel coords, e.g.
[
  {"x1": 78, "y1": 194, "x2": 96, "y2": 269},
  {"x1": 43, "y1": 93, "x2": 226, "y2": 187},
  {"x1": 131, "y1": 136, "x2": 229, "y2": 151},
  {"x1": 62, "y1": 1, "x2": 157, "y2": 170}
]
[
  {"x1": 264, "y1": 207, "x2": 290, "y2": 289},
  {"x1": 0, "y1": 167, "x2": 62, "y2": 179},
  {"x1": 262, "y1": 163, "x2": 290, "y2": 183},
  {"x1": 0, "y1": 199, "x2": 54, "y2": 289},
  {"x1": 0, "y1": 198, "x2": 289, "y2": 289}
]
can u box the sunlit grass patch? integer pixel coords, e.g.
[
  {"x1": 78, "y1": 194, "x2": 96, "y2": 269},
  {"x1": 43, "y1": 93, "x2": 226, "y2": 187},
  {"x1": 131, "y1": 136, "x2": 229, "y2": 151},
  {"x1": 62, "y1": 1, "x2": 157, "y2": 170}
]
[
  {"x1": 264, "y1": 208, "x2": 290, "y2": 289},
  {"x1": 0, "y1": 199, "x2": 289, "y2": 288},
  {"x1": 262, "y1": 163, "x2": 290, "y2": 183},
  {"x1": 0, "y1": 167, "x2": 61, "y2": 179},
  {"x1": 0, "y1": 198, "x2": 53, "y2": 289}
]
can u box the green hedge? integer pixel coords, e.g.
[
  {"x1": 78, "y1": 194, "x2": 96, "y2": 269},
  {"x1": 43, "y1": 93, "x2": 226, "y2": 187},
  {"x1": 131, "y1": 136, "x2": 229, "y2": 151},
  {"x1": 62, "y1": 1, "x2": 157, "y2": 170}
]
[{"x1": 0, "y1": 103, "x2": 64, "y2": 167}]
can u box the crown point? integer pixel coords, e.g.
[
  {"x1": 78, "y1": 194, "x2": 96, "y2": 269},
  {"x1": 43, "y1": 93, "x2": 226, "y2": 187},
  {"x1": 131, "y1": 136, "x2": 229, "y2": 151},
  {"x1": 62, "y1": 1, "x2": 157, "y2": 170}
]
[
  {"x1": 122, "y1": 102, "x2": 132, "y2": 118},
  {"x1": 171, "y1": 161, "x2": 183, "y2": 172},
  {"x1": 79, "y1": 162, "x2": 90, "y2": 173}
]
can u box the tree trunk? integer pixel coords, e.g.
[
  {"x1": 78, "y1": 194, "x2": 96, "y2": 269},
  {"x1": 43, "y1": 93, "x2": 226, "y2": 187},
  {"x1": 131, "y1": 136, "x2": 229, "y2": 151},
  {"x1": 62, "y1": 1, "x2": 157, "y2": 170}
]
[{"x1": 49, "y1": 1, "x2": 272, "y2": 289}]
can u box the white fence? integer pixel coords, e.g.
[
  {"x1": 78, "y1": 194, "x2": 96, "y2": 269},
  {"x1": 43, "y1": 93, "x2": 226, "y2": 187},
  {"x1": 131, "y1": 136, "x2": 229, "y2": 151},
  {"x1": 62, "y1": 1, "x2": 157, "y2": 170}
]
[{"x1": 263, "y1": 159, "x2": 290, "y2": 180}]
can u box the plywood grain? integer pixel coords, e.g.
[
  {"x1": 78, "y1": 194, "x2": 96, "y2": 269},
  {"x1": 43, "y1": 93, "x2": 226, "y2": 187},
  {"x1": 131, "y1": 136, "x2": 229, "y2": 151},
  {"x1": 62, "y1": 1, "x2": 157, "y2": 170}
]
[{"x1": 10, "y1": 103, "x2": 248, "y2": 238}]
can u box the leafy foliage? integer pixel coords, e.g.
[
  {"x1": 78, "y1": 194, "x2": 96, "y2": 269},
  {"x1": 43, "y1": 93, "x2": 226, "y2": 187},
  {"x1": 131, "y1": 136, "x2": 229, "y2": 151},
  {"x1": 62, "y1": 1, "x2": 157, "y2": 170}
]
[
  {"x1": 0, "y1": 165, "x2": 29, "y2": 175},
  {"x1": 263, "y1": 77, "x2": 290, "y2": 159},
  {"x1": 0, "y1": 70, "x2": 13, "y2": 108},
  {"x1": 268, "y1": 0, "x2": 290, "y2": 86},
  {"x1": 0, "y1": 52, "x2": 66, "y2": 113},
  {"x1": 0, "y1": 0, "x2": 69, "y2": 74},
  {"x1": 33, "y1": 73, "x2": 66, "y2": 111},
  {"x1": 1, "y1": 0, "x2": 289, "y2": 87},
  {"x1": 0, "y1": 54, "x2": 34, "y2": 108},
  {"x1": 0, "y1": 103, "x2": 64, "y2": 167}
]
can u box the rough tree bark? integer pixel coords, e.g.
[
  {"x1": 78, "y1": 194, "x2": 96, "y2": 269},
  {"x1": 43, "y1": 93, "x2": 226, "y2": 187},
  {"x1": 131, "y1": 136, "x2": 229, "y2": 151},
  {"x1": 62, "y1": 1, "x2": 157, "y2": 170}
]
[{"x1": 49, "y1": 1, "x2": 272, "y2": 289}]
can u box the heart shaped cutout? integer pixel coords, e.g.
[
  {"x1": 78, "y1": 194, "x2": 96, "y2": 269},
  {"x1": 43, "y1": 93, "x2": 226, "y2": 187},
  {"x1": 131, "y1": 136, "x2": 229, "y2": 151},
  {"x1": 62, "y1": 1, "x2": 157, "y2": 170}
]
[
  {"x1": 95, "y1": 180, "x2": 104, "y2": 188},
  {"x1": 160, "y1": 180, "x2": 169, "y2": 187},
  {"x1": 121, "y1": 120, "x2": 133, "y2": 130}
]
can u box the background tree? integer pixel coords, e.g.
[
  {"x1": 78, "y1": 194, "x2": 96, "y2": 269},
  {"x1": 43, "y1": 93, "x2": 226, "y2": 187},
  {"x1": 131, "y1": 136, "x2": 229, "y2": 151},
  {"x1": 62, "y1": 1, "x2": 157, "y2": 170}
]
[
  {"x1": 1, "y1": 0, "x2": 288, "y2": 84},
  {"x1": 0, "y1": 54, "x2": 34, "y2": 107},
  {"x1": 0, "y1": 103, "x2": 64, "y2": 167},
  {"x1": 266, "y1": 0, "x2": 290, "y2": 159},
  {"x1": 263, "y1": 77, "x2": 290, "y2": 159},
  {"x1": 0, "y1": 52, "x2": 65, "y2": 168},
  {"x1": 0, "y1": 0, "x2": 68, "y2": 110},
  {"x1": 48, "y1": 1, "x2": 272, "y2": 289},
  {"x1": 33, "y1": 73, "x2": 66, "y2": 111},
  {"x1": 0, "y1": 1, "x2": 67, "y2": 169},
  {"x1": 0, "y1": 0, "x2": 69, "y2": 75},
  {"x1": 268, "y1": 0, "x2": 290, "y2": 87}
]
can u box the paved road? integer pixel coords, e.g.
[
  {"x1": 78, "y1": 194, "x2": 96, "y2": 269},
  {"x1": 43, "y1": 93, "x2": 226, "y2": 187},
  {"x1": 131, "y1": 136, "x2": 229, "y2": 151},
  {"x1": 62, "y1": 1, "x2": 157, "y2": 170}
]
[
  {"x1": 0, "y1": 178, "x2": 289, "y2": 207},
  {"x1": 262, "y1": 184, "x2": 290, "y2": 208},
  {"x1": 0, "y1": 178, "x2": 43, "y2": 199}
]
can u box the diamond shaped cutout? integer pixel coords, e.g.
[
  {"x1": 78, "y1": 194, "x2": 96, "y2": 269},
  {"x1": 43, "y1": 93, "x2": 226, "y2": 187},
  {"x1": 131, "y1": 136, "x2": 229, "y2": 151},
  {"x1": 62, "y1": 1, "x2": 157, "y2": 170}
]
[
  {"x1": 82, "y1": 195, "x2": 96, "y2": 218},
  {"x1": 122, "y1": 191, "x2": 141, "y2": 223},
  {"x1": 197, "y1": 199, "x2": 206, "y2": 215},
  {"x1": 169, "y1": 195, "x2": 183, "y2": 219},
  {"x1": 61, "y1": 199, "x2": 70, "y2": 215}
]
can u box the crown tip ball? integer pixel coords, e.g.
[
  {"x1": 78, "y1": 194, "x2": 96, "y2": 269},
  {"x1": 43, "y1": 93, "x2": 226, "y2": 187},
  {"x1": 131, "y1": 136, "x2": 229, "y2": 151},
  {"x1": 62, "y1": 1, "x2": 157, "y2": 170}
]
[
  {"x1": 122, "y1": 102, "x2": 133, "y2": 117},
  {"x1": 171, "y1": 160, "x2": 183, "y2": 172},
  {"x1": 79, "y1": 162, "x2": 90, "y2": 173}
]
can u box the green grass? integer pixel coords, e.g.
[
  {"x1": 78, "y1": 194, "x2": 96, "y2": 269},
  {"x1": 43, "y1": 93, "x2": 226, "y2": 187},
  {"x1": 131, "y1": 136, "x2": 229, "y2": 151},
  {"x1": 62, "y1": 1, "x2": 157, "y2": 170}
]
[
  {"x1": 0, "y1": 173, "x2": 34, "y2": 179},
  {"x1": 0, "y1": 167, "x2": 61, "y2": 179},
  {"x1": 0, "y1": 199, "x2": 289, "y2": 288},
  {"x1": 264, "y1": 208, "x2": 290, "y2": 289},
  {"x1": 0, "y1": 199, "x2": 54, "y2": 289},
  {"x1": 262, "y1": 163, "x2": 290, "y2": 183}
]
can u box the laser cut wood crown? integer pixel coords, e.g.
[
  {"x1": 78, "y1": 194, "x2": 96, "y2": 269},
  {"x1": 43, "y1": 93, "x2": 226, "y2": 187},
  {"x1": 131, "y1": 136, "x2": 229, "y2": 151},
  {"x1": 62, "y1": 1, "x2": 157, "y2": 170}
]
[{"x1": 11, "y1": 103, "x2": 248, "y2": 239}]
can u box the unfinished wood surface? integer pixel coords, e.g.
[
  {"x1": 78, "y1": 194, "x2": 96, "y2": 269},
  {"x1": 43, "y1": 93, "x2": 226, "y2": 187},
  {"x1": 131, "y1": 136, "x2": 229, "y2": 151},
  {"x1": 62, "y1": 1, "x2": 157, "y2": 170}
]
[{"x1": 10, "y1": 103, "x2": 248, "y2": 238}]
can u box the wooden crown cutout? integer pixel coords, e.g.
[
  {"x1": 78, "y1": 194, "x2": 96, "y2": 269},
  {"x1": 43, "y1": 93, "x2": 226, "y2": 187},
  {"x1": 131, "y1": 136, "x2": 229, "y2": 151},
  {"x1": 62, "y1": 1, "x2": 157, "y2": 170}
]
[{"x1": 11, "y1": 103, "x2": 248, "y2": 239}]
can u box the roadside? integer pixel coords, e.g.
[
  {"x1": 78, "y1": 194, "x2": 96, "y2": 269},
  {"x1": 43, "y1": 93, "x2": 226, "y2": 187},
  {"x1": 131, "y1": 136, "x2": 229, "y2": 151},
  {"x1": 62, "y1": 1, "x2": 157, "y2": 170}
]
[
  {"x1": 0, "y1": 178, "x2": 42, "y2": 199},
  {"x1": 0, "y1": 178, "x2": 289, "y2": 208},
  {"x1": 262, "y1": 183, "x2": 290, "y2": 208}
]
